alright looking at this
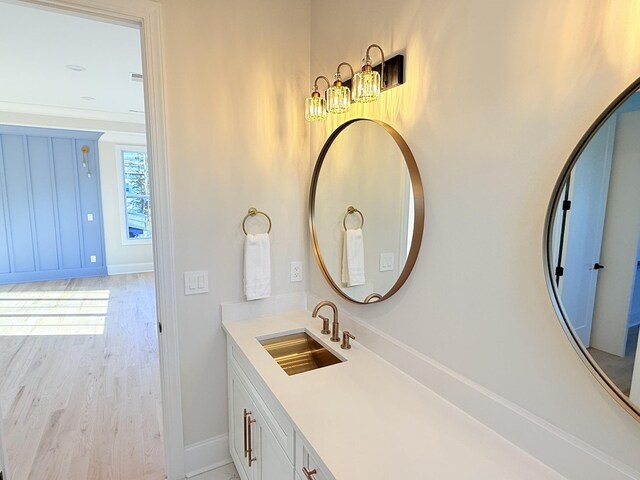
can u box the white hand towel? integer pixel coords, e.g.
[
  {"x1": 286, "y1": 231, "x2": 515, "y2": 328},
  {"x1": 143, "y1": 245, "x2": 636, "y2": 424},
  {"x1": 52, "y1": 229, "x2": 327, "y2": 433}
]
[
  {"x1": 244, "y1": 233, "x2": 271, "y2": 301},
  {"x1": 341, "y1": 228, "x2": 365, "y2": 287}
]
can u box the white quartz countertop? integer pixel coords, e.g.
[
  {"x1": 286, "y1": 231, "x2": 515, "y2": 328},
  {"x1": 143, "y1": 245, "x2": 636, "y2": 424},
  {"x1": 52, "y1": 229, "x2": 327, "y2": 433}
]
[{"x1": 223, "y1": 310, "x2": 566, "y2": 480}]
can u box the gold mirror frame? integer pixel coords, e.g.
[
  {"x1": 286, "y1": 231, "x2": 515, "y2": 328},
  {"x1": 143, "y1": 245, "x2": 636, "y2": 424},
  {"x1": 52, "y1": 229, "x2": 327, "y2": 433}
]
[
  {"x1": 544, "y1": 76, "x2": 640, "y2": 422},
  {"x1": 309, "y1": 118, "x2": 425, "y2": 304}
]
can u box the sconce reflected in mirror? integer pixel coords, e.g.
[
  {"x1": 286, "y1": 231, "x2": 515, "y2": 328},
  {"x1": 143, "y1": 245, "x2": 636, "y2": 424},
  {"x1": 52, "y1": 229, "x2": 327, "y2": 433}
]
[{"x1": 304, "y1": 44, "x2": 405, "y2": 122}]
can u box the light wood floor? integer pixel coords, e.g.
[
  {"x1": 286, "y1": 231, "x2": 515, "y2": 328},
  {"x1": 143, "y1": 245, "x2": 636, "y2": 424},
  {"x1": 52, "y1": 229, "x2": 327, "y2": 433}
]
[
  {"x1": 0, "y1": 273, "x2": 165, "y2": 480},
  {"x1": 588, "y1": 325, "x2": 639, "y2": 396}
]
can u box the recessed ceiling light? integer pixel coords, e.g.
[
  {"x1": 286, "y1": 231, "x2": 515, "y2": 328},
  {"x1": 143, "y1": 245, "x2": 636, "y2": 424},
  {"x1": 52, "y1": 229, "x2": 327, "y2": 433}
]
[
  {"x1": 66, "y1": 64, "x2": 86, "y2": 72},
  {"x1": 81, "y1": 96, "x2": 96, "y2": 101}
]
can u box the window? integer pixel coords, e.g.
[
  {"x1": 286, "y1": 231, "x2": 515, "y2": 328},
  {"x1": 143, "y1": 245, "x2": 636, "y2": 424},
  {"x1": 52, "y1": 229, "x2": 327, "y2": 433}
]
[{"x1": 122, "y1": 149, "x2": 152, "y2": 240}]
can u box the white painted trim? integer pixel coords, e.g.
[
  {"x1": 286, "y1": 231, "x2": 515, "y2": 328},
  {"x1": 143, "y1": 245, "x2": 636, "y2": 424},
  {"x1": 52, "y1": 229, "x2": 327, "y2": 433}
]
[
  {"x1": 307, "y1": 293, "x2": 640, "y2": 480},
  {"x1": 15, "y1": 1, "x2": 186, "y2": 479},
  {"x1": 221, "y1": 292, "x2": 308, "y2": 323},
  {"x1": 0, "y1": 404, "x2": 8, "y2": 480},
  {"x1": 100, "y1": 131, "x2": 147, "y2": 145},
  {"x1": 184, "y1": 434, "x2": 233, "y2": 478},
  {"x1": 0, "y1": 100, "x2": 146, "y2": 124},
  {"x1": 107, "y1": 262, "x2": 154, "y2": 275}
]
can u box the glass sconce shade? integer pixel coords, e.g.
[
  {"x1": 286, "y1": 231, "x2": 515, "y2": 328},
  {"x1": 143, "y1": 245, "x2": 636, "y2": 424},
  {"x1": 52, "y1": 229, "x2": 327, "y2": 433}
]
[
  {"x1": 326, "y1": 73, "x2": 351, "y2": 114},
  {"x1": 305, "y1": 92, "x2": 327, "y2": 121},
  {"x1": 353, "y1": 65, "x2": 381, "y2": 103}
]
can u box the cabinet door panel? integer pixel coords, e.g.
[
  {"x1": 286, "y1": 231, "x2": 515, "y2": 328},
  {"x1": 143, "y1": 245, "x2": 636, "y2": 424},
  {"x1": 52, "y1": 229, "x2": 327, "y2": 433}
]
[
  {"x1": 297, "y1": 441, "x2": 332, "y2": 480},
  {"x1": 230, "y1": 368, "x2": 255, "y2": 480},
  {"x1": 254, "y1": 409, "x2": 294, "y2": 480}
]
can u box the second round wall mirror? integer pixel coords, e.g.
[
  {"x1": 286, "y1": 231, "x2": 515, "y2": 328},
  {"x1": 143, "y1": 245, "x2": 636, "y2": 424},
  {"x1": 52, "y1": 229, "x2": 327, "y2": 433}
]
[{"x1": 546, "y1": 77, "x2": 640, "y2": 421}]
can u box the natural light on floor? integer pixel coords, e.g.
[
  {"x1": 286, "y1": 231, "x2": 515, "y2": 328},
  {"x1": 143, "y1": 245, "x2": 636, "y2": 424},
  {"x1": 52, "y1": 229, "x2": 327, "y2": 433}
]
[{"x1": 0, "y1": 289, "x2": 110, "y2": 336}]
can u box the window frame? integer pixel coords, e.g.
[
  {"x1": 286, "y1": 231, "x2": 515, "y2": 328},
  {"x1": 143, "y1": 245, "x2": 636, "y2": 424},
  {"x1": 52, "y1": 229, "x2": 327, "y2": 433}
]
[{"x1": 116, "y1": 144, "x2": 152, "y2": 245}]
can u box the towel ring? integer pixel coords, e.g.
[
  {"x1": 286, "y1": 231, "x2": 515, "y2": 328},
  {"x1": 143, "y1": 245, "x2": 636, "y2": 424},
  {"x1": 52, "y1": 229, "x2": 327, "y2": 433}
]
[
  {"x1": 242, "y1": 207, "x2": 272, "y2": 235},
  {"x1": 364, "y1": 293, "x2": 382, "y2": 303},
  {"x1": 343, "y1": 206, "x2": 364, "y2": 231}
]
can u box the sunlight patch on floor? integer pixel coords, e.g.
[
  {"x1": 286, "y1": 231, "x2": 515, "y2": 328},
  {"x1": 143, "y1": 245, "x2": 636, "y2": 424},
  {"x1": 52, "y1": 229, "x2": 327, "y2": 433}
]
[{"x1": 0, "y1": 289, "x2": 109, "y2": 336}]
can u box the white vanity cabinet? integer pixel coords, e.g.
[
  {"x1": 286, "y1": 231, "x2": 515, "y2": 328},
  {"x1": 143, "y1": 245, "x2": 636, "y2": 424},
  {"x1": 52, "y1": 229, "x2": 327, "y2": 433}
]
[
  {"x1": 224, "y1": 313, "x2": 566, "y2": 480},
  {"x1": 229, "y1": 364, "x2": 294, "y2": 480},
  {"x1": 229, "y1": 336, "x2": 319, "y2": 480},
  {"x1": 227, "y1": 339, "x2": 336, "y2": 480}
]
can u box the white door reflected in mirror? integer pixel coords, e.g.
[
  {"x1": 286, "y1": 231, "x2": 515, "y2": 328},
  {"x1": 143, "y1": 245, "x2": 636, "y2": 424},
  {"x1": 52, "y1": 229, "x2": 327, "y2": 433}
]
[{"x1": 548, "y1": 86, "x2": 640, "y2": 416}]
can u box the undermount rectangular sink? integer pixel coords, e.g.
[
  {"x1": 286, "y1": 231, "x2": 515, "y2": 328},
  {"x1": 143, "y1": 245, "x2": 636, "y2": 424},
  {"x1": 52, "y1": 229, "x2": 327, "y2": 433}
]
[{"x1": 259, "y1": 331, "x2": 343, "y2": 376}]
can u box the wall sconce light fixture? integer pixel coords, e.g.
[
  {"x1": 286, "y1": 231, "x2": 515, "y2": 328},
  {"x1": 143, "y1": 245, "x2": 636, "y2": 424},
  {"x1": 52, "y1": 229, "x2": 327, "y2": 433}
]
[
  {"x1": 305, "y1": 76, "x2": 330, "y2": 122},
  {"x1": 305, "y1": 44, "x2": 404, "y2": 122},
  {"x1": 81, "y1": 145, "x2": 92, "y2": 178},
  {"x1": 326, "y1": 62, "x2": 354, "y2": 114},
  {"x1": 352, "y1": 44, "x2": 384, "y2": 103}
]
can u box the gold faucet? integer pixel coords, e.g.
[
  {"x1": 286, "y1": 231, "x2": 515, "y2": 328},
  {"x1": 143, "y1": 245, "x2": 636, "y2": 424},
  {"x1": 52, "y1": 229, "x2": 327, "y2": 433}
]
[{"x1": 312, "y1": 300, "x2": 340, "y2": 342}]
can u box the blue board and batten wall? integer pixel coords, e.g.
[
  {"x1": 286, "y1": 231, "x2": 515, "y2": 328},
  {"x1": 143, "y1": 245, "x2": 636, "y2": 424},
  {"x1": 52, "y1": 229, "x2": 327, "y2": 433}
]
[{"x1": 0, "y1": 125, "x2": 107, "y2": 284}]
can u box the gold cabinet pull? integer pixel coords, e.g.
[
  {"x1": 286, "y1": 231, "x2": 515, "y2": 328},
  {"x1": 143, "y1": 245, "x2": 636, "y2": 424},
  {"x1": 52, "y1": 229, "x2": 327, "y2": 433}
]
[
  {"x1": 247, "y1": 415, "x2": 257, "y2": 466},
  {"x1": 303, "y1": 467, "x2": 317, "y2": 479},
  {"x1": 243, "y1": 409, "x2": 250, "y2": 458}
]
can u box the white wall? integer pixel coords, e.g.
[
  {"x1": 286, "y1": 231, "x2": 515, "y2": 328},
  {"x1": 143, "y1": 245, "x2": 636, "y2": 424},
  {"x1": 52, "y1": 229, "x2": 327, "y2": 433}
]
[
  {"x1": 98, "y1": 132, "x2": 154, "y2": 274},
  {"x1": 308, "y1": 0, "x2": 640, "y2": 473},
  {"x1": 158, "y1": 0, "x2": 310, "y2": 450}
]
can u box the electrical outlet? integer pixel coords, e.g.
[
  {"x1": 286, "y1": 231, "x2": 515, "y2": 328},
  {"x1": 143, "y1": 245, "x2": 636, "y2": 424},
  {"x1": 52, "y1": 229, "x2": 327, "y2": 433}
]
[
  {"x1": 379, "y1": 253, "x2": 394, "y2": 272},
  {"x1": 90, "y1": 255, "x2": 97, "y2": 263},
  {"x1": 290, "y1": 261, "x2": 303, "y2": 282}
]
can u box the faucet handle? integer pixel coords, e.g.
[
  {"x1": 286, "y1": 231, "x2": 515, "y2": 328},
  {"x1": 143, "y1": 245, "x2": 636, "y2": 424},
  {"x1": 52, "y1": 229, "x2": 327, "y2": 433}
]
[
  {"x1": 318, "y1": 315, "x2": 331, "y2": 335},
  {"x1": 341, "y1": 331, "x2": 355, "y2": 350}
]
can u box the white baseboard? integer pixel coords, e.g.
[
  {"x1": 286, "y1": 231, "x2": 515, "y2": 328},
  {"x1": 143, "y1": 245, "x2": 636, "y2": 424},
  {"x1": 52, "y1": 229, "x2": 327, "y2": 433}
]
[
  {"x1": 184, "y1": 434, "x2": 232, "y2": 478},
  {"x1": 221, "y1": 292, "x2": 307, "y2": 322},
  {"x1": 107, "y1": 262, "x2": 154, "y2": 275},
  {"x1": 306, "y1": 294, "x2": 640, "y2": 480}
]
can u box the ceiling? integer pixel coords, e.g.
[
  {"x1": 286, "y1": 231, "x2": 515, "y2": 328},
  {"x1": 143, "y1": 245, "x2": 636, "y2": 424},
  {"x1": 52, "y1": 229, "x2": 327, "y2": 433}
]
[{"x1": 0, "y1": 1, "x2": 145, "y2": 123}]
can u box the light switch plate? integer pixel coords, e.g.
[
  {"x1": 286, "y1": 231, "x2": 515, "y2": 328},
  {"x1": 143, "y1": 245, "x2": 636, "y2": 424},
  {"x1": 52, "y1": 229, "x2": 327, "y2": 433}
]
[
  {"x1": 379, "y1": 253, "x2": 394, "y2": 272},
  {"x1": 290, "y1": 261, "x2": 303, "y2": 282},
  {"x1": 184, "y1": 270, "x2": 209, "y2": 295}
]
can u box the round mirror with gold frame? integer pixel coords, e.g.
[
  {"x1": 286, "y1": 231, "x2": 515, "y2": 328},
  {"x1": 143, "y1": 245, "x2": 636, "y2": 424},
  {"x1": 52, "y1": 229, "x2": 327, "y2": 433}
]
[
  {"x1": 545, "y1": 77, "x2": 640, "y2": 422},
  {"x1": 309, "y1": 118, "x2": 424, "y2": 304}
]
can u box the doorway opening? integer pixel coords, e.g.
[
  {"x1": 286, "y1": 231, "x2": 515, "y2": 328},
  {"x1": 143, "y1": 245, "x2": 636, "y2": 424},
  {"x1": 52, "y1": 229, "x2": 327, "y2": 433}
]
[{"x1": 0, "y1": 3, "x2": 165, "y2": 478}]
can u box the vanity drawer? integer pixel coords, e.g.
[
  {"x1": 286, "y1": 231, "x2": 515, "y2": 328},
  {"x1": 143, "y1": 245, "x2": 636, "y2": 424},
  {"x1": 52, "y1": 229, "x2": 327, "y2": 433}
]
[
  {"x1": 229, "y1": 341, "x2": 296, "y2": 462},
  {"x1": 295, "y1": 436, "x2": 334, "y2": 480}
]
